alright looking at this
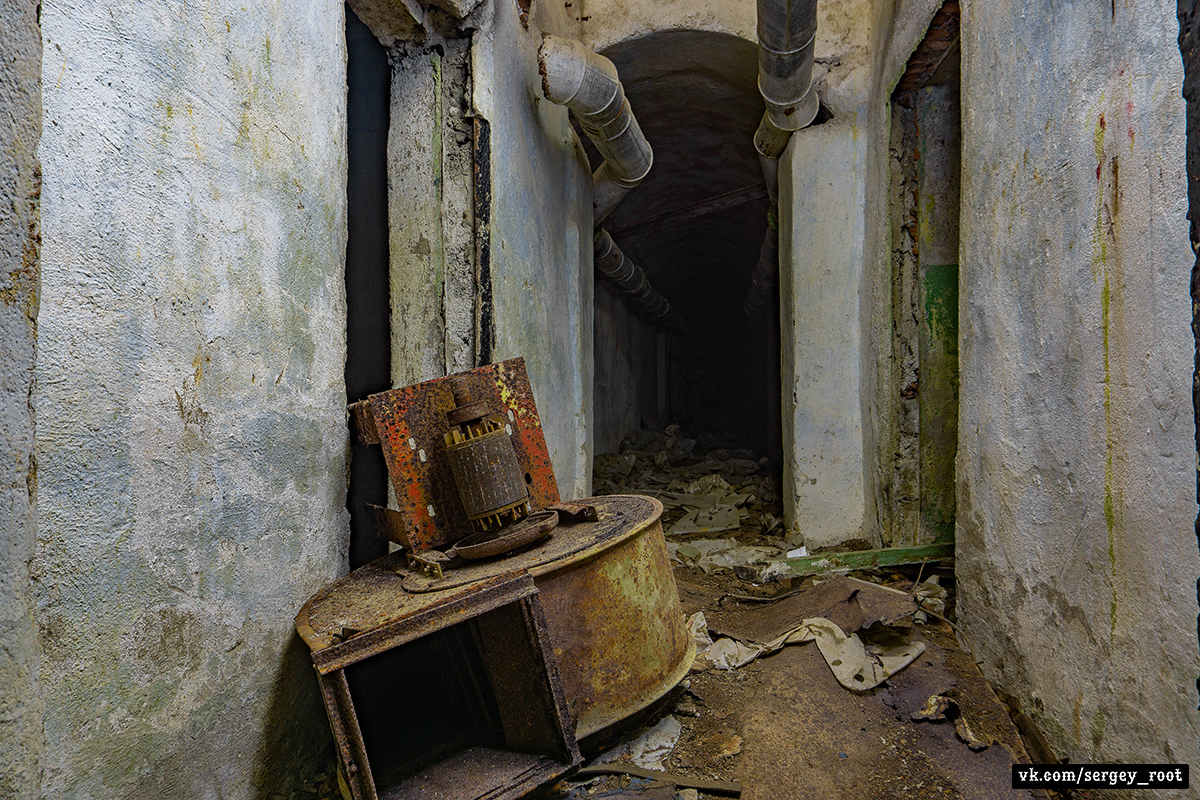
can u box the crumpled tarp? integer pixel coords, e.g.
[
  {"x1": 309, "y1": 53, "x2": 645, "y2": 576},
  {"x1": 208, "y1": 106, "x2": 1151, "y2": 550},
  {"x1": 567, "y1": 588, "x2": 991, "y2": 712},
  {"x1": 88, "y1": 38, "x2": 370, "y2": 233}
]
[{"x1": 688, "y1": 610, "x2": 926, "y2": 691}]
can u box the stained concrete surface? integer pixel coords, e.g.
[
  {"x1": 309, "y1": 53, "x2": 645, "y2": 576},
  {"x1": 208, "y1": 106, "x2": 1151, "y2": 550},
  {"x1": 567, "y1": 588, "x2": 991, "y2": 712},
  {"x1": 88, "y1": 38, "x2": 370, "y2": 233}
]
[
  {"x1": 956, "y1": 0, "x2": 1200, "y2": 781},
  {"x1": 0, "y1": 1, "x2": 43, "y2": 797},
  {"x1": 472, "y1": 0, "x2": 595, "y2": 499},
  {"x1": 34, "y1": 1, "x2": 350, "y2": 796}
]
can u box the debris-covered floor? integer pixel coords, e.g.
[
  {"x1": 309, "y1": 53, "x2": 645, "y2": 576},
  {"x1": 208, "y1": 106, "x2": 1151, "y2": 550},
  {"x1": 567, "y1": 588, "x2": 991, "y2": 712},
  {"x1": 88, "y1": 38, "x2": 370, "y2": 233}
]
[{"x1": 543, "y1": 425, "x2": 1048, "y2": 800}]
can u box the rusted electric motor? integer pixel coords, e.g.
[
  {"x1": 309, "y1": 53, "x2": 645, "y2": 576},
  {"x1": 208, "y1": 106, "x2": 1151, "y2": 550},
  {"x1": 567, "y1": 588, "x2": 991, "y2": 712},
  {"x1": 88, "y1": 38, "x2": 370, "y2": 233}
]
[{"x1": 443, "y1": 376, "x2": 531, "y2": 532}]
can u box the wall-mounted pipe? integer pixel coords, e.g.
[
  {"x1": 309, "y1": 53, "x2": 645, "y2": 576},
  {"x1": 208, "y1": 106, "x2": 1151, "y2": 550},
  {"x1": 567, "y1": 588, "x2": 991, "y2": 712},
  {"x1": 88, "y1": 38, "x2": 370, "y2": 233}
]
[
  {"x1": 538, "y1": 34, "x2": 653, "y2": 225},
  {"x1": 745, "y1": 0, "x2": 820, "y2": 315},
  {"x1": 595, "y1": 229, "x2": 697, "y2": 336},
  {"x1": 757, "y1": 0, "x2": 820, "y2": 131}
]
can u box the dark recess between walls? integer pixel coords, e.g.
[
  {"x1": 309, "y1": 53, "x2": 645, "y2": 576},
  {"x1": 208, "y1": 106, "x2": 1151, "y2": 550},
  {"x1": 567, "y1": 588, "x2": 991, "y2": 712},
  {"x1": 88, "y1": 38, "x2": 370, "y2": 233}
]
[
  {"x1": 1176, "y1": 0, "x2": 1200, "y2": 707},
  {"x1": 345, "y1": 5, "x2": 392, "y2": 568}
]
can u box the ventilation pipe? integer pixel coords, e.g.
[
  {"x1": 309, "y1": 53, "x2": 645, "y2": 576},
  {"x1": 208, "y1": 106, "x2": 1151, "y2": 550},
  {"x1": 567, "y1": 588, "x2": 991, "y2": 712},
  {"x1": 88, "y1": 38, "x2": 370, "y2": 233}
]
[
  {"x1": 745, "y1": 0, "x2": 820, "y2": 315},
  {"x1": 540, "y1": 34, "x2": 698, "y2": 335},
  {"x1": 757, "y1": 0, "x2": 820, "y2": 132},
  {"x1": 595, "y1": 229, "x2": 697, "y2": 336},
  {"x1": 538, "y1": 34, "x2": 653, "y2": 226}
]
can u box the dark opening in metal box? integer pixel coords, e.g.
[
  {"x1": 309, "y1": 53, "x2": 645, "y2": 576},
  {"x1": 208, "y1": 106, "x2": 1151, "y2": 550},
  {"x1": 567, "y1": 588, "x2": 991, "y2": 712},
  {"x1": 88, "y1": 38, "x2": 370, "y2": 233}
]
[{"x1": 296, "y1": 570, "x2": 581, "y2": 800}]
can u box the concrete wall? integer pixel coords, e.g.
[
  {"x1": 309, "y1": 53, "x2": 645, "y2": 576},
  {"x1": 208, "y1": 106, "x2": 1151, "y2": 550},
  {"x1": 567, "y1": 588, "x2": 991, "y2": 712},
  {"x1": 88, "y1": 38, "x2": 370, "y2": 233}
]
[
  {"x1": 473, "y1": 0, "x2": 595, "y2": 498},
  {"x1": 593, "y1": 279, "x2": 658, "y2": 454},
  {"x1": 579, "y1": 0, "x2": 753, "y2": 54},
  {"x1": 956, "y1": 0, "x2": 1200, "y2": 781},
  {"x1": 389, "y1": 37, "x2": 476, "y2": 388},
  {"x1": 35, "y1": 2, "x2": 349, "y2": 796},
  {"x1": 0, "y1": 1, "x2": 44, "y2": 797},
  {"x1": 780, "y1": 120, "x2": 874, "y2": 550}
]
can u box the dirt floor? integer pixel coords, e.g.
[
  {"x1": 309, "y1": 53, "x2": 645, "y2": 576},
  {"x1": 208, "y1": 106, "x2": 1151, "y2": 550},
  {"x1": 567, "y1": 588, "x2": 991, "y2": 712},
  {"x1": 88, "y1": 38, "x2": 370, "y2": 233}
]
[{"x1": 540, "y1": 426, "x2": 1061, "y2": 800}]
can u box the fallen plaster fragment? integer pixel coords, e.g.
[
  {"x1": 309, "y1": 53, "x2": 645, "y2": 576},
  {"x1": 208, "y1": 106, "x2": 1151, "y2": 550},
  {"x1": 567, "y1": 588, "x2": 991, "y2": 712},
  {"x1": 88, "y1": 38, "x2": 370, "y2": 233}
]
[
  {"x1": 913, "y1": 576, "x2": 947, "y2": 623},
  {"x1": 911, "y1": 693, "x2": 954, "y2": 721},
  {"x1": 686, "y1": 611, "x2": 926, "y2": 690},
  {"x1": 594, "y1": 714, "x2": 683, "y2": 770},
  {"x1": 954, "y1": 716, "x2": 990, "y2": 751},
  {"x1": 666, "y1": 538, "x2": 779, "y2": 573}
]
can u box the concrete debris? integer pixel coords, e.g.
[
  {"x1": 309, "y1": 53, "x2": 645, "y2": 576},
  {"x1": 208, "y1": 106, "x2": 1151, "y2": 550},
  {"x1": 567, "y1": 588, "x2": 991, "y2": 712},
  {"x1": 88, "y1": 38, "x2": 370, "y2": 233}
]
[
  {"x1": 594, "y1": 715, "x2": 683, "y2": 771},
  {"x1": 909, "y1": 693, "x2": 992, "y2": 752},
  {"x1": 667, "y1": 538, "x2": 778, "y2": 574},
  {"x1": 733, "y1": 560, "x2": 795, "y2": 583},
  {"x1": 911, "y1": 692, "x2": 954, "y2": 721},
  {"x1": 954, "y1": 716, "x2": 990, "y2": 751},
  {"x1": 913, "y1": 575, "x2": 947, "y2": 623}
]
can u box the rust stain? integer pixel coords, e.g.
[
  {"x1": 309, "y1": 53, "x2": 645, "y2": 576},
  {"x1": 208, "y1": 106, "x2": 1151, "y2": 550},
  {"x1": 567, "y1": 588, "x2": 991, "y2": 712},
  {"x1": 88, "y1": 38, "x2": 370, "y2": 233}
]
[{"x1": 357, "y1": 358, "x2": 559, "y2": 551}]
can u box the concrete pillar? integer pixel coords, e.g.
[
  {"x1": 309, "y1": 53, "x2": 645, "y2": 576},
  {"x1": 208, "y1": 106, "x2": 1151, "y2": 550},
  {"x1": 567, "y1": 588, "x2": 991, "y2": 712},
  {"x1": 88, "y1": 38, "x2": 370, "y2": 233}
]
[{"x1": 779, "y1": 120, "x2": 877, "y2": 550}]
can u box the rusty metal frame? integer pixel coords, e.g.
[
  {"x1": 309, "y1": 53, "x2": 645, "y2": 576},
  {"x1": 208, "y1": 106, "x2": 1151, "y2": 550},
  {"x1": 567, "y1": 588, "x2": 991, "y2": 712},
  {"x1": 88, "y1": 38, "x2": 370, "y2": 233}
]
[
  {"x1": 298, "y1": 571, "x2": 580, "y2": 800},
  {"x1": 350, "y1": 357, "x2": 560, "y2": 551}
]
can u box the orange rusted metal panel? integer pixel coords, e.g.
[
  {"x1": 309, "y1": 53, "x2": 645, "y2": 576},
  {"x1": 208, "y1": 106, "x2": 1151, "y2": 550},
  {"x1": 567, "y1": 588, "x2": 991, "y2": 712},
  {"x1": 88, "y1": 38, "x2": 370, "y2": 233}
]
[{"x1": 361, "y1": 358, "x2": 559, "y2": 551}]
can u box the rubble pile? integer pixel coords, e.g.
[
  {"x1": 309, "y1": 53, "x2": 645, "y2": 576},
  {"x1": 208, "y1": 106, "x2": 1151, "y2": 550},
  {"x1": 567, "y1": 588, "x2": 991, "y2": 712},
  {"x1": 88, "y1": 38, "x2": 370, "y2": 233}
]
[{"x1": 594, "y1": 424, "x2": 798, "y2": 583}]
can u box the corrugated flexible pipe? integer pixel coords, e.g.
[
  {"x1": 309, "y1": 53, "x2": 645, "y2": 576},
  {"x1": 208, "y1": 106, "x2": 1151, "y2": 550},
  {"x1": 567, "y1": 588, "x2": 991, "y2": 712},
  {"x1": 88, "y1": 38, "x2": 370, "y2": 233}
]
[
  {"x1": 745, "y1": 0, "x2": 820, "y2": 315},
  {"x1": 538, "y1": 34, "x2": 653, "y2": 226},
  {"x1": 595, "y1": 229, "x2": 700, "y2": 337}
]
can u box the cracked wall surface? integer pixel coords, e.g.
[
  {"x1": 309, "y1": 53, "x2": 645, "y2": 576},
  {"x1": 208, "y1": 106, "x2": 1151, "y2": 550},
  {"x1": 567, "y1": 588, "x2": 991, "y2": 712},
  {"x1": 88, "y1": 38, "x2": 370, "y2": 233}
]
[
  {"x1": 34, "y1": 1, "x2": 350, "y2": 796},
  {"x1": 473, "y1": 0, "x2": 594, "y2": 498},
  {"x1": 957, "y1": 0, "x2": 1200, "y2": 786},
  {"x1": 0, "y1": 1, "x2": 44, "y2": 797}
]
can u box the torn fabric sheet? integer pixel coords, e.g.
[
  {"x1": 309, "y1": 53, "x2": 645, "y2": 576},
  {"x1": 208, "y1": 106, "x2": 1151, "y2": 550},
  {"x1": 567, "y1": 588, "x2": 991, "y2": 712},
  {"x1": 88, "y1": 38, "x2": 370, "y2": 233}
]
[{"x1": 687, "y1": 612, "x2": 926, "y2": 690}]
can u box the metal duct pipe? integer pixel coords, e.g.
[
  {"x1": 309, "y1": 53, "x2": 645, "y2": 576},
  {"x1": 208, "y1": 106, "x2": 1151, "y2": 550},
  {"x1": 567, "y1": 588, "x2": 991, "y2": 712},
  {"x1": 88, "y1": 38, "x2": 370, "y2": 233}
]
[
  {"x1": 538, "y1": 34, "x2": 654, "y2": 225},
  {"x1": 753, "y1": 111, "x2": 791, "y2": 205},
  {"x1": 744, "y1": 211, "x2": 779, "y2": 315},
  {"x1": 595, "y1": 229, "x2": 693, "y2": 335},
  {"x1": 746, "y1": 0, "x2": 820, "y2": 315},
  {"x1": 757, "y1": 0, "x2": 819, "y2": 131}
]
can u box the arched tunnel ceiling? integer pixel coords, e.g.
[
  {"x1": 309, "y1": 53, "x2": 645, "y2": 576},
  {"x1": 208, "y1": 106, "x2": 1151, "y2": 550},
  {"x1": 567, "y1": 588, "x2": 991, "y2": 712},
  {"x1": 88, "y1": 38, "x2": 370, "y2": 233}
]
[{"x1": 585, "y1": 30, "x2": 770, "y2": 329}]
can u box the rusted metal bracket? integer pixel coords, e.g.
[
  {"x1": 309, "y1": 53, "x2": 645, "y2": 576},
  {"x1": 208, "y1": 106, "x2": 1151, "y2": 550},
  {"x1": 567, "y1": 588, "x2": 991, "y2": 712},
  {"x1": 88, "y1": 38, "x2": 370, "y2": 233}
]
[{"x1": 350, "y1": 357, "x2": 560, "y2": 552}]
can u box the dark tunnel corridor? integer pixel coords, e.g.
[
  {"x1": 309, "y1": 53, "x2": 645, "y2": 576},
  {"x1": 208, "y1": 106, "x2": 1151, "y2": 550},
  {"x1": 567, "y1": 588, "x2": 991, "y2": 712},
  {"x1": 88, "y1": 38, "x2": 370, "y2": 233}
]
[{"x1": 589, "y1": 31, "x2": 782, "y2": 461}]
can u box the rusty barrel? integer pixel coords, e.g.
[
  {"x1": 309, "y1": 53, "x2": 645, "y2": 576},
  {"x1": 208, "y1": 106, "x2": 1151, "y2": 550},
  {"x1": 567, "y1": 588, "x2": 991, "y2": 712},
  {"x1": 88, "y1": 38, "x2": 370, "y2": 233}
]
[{"x1": 528, "y1": 495, "x2": 694, "y2": 741}]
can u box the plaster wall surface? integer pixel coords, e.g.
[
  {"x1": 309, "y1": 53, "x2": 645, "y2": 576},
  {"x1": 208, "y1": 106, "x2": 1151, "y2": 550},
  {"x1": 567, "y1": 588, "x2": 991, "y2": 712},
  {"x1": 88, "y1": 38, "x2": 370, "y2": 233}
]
[
  {"x1": 472, "y1": 0, "x2": 594, "y2": 498},
  {"x1": 389, "y1": 38, "x2": 476, "y2": 387},
  {"x1": 0, "y1": 1, "x2": 44, "y2": 797},
  {"x1": 956, "y1": 0, "x2": 1200, "y2": 782},
  {"x1": 780, "y1": 120, "x2": 874, "y2": 550},
  {"x1": 578, "y1": 0, "x2": 755, "y2": 54},
  {"x1": 35, "y1": 2, "x2": 349, "y2": 796},
  {"x1": 593, "y1": 278, "x2": 657, "y2": 454}
]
